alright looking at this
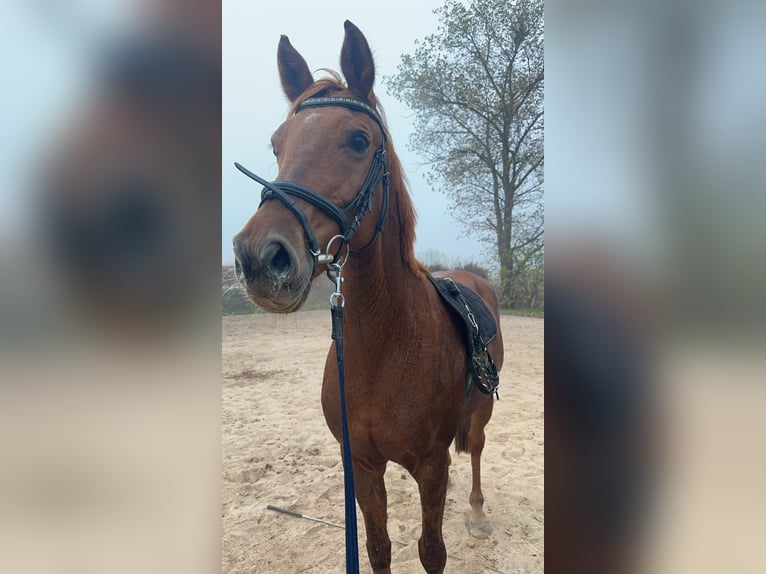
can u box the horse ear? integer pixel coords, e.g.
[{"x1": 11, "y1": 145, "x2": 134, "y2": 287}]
[
  {"x1": 277, "y1": 35, "x2": 314, "y2": 102},
  {"x1": 340, "y1": 20, "x2": 375, "y2": 101}
]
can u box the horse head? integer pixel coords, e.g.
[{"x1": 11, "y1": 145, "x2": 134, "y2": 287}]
[{"x1": 233, "y1": 21, "x2": 390, "y2": 313}]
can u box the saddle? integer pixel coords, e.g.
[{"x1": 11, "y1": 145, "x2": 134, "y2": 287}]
[{"x1": 427, "y1": 276, "x2": 500, "y2": 398}]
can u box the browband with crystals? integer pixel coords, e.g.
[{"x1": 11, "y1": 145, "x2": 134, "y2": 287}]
[{"x1": 295, "y1": 96, "x2": 388, "y2": 143}]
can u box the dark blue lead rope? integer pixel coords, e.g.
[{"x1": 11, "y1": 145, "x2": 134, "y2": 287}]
[{"x1": 331, "y1": 304, "x2": 360, "y2": 573}]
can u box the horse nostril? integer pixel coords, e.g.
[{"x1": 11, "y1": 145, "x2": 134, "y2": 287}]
[
  {"x1": 232, "y1": 237, "x2": 251, "y2": 283},
  {"x1": 272, "y1": 245, "x2": 291, "y2": 274},
  {"x1": 260, "y1": 240, "x2": 294, "y2": 281},
  {"x1": 234, "y1": 258, "x2": 245, "y2": 283}
]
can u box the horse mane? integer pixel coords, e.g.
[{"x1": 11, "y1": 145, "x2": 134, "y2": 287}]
[{"x1": 288, "y1": 73, "x2": 426, "y2": 277}]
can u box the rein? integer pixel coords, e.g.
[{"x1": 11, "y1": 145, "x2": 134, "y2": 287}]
[
  {"x1": 326, "y1": 255, "x2": 359, "y2": 573},
  {"x1": 235, "y1": 96, "x2": 392, "y2": 574}
]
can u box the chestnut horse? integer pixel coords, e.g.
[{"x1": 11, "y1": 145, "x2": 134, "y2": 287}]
[{"x1": 233, "y1": 21, "x2": 503, "y2": 574}]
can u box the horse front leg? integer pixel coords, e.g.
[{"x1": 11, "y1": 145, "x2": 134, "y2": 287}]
[
  {"x1": 412, "y1": 450, "x2": 450, "y2": 574},
  {"x1": 467, "y1": 398, "x2": 494, "y2": 538},
  {"x1": 354, "y1": 459, "x2": 392, "y2": 574}
]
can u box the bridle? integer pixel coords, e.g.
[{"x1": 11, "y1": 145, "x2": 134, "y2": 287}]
[{"x1": 234, "y1": 96, "x2": 390, "y2": 276}]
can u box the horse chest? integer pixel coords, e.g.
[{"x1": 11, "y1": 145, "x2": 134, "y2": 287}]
[{"x1": 347, "y1": 372, "x2": 463, "y2": 461}]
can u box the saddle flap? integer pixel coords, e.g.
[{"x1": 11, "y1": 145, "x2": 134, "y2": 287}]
[
  {"x1": 428, "y1": 276, "x2": 497, "y2": 346},
  {"x1": 428, "y1": 275, "x2": 500, "y2": 397}
]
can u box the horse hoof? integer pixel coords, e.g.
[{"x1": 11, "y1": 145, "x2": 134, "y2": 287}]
[{"x1": 468, "y1": 519, "x2": 493, "y2": 539}]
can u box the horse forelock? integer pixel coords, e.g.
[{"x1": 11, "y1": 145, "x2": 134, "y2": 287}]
[{"x1": 286, "y1": 74, "x2": 424, "y2": 276}]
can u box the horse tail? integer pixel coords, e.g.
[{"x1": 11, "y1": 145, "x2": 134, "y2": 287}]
[{"x1": 454, "y1": 419, "x2": 471, "y2": 454}]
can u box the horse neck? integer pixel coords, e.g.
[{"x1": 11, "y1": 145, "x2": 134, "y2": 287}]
[{"x1": 341, "y1": 190, "x2": 425, "y2": 345}]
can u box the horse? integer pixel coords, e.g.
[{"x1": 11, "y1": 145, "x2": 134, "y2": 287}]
[{"x1": 233, "y1": 21, "x2": 504, "y2": 574}]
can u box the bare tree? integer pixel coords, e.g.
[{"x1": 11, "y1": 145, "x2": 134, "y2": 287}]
[{"x1": 386, "y1": 0, "x2": 543, "y2": 307}]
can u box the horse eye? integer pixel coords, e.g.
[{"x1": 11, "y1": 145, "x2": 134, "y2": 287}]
[{"x1": 350, "y1": 132, "x2": 370, "y2": 153}]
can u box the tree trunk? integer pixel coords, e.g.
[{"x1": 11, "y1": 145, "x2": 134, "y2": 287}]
[{"x1": 498, "y1": 247, "x2": 514, "y2": 309}]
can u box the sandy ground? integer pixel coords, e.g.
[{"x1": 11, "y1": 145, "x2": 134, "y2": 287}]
[{"x1": 222, "y1": 311, "x2": 543, "y2": 573}]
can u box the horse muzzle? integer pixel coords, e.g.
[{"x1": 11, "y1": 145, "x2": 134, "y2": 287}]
[{"x1": 233, "y1": 232, "x2": 312, "y2": 313}]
